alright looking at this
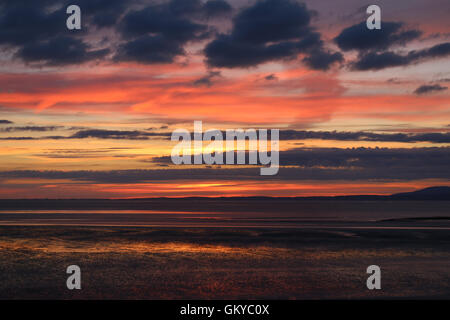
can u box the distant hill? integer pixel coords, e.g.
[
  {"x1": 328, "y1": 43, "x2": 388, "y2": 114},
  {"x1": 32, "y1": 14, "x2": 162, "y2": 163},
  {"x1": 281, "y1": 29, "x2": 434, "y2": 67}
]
[
  {"x1": 0, "y1": 186, "x2": 448, "y2": 210},
  {"x1": 390, "y1": 186, "x2": 450, "y2": 200}
]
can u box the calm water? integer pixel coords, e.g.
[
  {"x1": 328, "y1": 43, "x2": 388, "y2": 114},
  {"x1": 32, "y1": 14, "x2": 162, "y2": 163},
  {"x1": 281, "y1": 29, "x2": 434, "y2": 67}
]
[{"x1": 0, "y1": 201, "x2": 449, "y2": 228}]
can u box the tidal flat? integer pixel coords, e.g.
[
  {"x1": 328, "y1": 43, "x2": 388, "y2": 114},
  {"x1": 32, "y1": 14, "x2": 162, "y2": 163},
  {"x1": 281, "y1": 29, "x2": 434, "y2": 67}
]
[{"x1": 1, "y1": 225, "x2": 449, "y2": 299}]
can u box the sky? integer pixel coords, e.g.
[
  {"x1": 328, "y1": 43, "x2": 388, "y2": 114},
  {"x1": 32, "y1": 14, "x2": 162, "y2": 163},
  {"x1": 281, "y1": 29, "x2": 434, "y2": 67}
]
[{"x1": 0, "y1": 0, "x2": 449, "y2": 198}]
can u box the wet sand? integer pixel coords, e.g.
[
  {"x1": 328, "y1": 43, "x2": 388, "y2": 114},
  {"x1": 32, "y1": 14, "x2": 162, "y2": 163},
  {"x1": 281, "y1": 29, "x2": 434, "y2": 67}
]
[{"x1": 1, "y1": 225, "x2": 449, "y2": 299}]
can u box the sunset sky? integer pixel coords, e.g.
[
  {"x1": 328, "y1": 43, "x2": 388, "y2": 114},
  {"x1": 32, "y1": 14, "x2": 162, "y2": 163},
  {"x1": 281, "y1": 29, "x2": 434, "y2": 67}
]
[{"x1": 0, "y1": 0, "x2": 449, "y2": 198}]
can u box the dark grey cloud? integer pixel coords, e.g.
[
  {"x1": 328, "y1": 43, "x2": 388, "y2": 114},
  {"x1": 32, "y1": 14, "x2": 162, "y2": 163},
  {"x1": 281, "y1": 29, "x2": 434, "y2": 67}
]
[
  {"x1": 0, "y1": 0, "x2": 235, "y2": 67},
  {"x1": 69, "y1": 129, "x2": 148, "y2": 140},
  {"x1": 277, "y1": 130, "x2": 450, "y2": 143},
  {"x1": 414, "y1": 84, "x2": 448, "y2": 95},
  {"x1": 77, "y1": 129, "x2": 449, "y2": 143},
  {"x1": 351, "y1": 42, "x2": 450, "y2": 70},
  {"x1": 70, "y1": 0, "x2": 128, "y2": 28},
  {"x1": 1, "y1": 147, "x2": 449, "y2": 182},
  {"x1": 230, "y1": 0, "x2": 312, "y2": 44},
  {"x1": 115, "y1": 35, "x2": 185, "y2": 64},
  {"x1": 1, "y1": 0, "x2": 445, "y2": 71},
  {"x1": 2, "y1": 128, "x2": 449, "y2": 143},
  {"x1": 279, "y1": 147, "x2": 450, "y2": 171},
  {"x1": 119, "y1": 4, "x2": 208, "y2": 41},
  {"x1": 0, "y1": 0, "x2": 131, "y2": 35},
  {"x1": 168, "y1": 0, "x2": 232, "y2": 19},
  {"x1": 204, "y1": 0, "x2": 341, "y2": 70},
  {"x1": 205, "y1": 34, "x2": 291, "y2": 68},
  {"x1": 153, "y1": 146, "x2": 450, "y2": 168},
  {"x1": 151, "y1": 147, "x2": 450, "y2": 181},
  {"x1": 0, "y1": 128, "x2": 170, "y2": 140},
  {"x1": 16, "y1": 36, "x2": 109, "y2": 65},
  {"x1": 0, "y1": 137, "x2": 35, "y2": 140},
  {"x1": 0, "y1": 125, "x2": 62, "y2": 132},
  {"x1": 163, "y1": 130, "x2": 449, "y2": 143},
  {"x1": 168, "y1": 0, "x2": 202, "y2": 16},
  {"x1": 115, "y1": 1, "x2": 215, "y2": 64},
  {"x1": 69, "y1": 129, "x2": 170, "y2": 140},
  {"x1": 34, "y1": 147, "x2": 140, "y2": 159},
  {"x1": 301, "y1": 49, "x2": 343, "y2": 71},
  {"x1": 265, "y1": 74, "x2": 277, "y2": 81},
  {"x1": 335, "y1": 22, "x2": 421, "y2": 52},
  {"x1": 352, "y1": 51, "x2": 409, "y2": 70},
  {"x1": 335, "y1": 20, "x2": 450, "y2": 71},
  {"x1": 410, "y1": 42, "x2": 450, "y2": 60},
  {"x1": 0, "y1": 120, "x2": 13, "y2": 124},
  {"x1": 0, "y1": 5, "x2": 63, "y2": 46},
  {"x1": 0, "y1": 2, "x2": 112, "y2": 66},
  {"x1": 203, "y1": 0, "x2": 233, "y2": 18}
]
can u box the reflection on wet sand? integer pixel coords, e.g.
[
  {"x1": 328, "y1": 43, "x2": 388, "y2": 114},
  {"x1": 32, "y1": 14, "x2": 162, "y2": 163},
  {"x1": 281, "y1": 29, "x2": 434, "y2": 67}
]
[{"x1": 1, "y1": 226, "x2": 449, "y2": 299}]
